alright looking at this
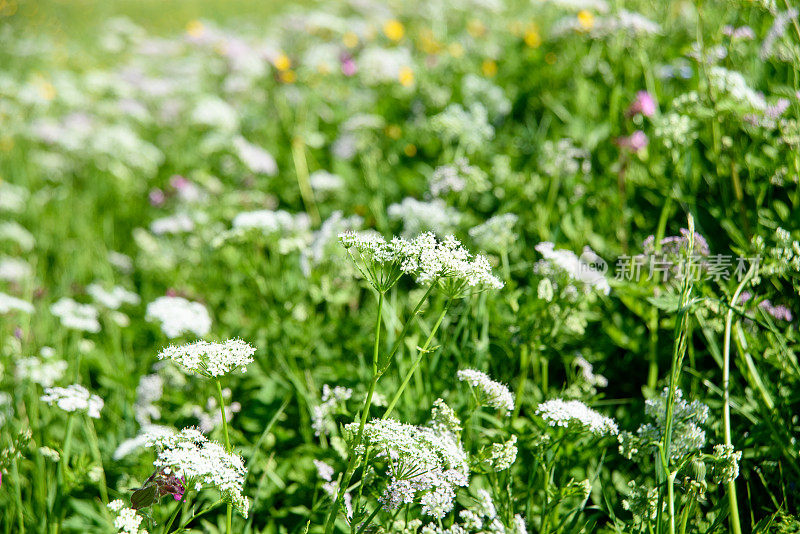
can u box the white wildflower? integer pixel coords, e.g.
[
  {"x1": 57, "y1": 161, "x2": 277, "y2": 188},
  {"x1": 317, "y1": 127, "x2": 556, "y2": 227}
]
[
  {"x1": 16, "y1": 356, "x2": 67, "y2": 387},
  {"x1": 0, "y1": 182, "x2": 29, "y2": 213},
  {"x1": 387, "y1": 197, "x2": 461, "y2": 237},
  {"x1": 430, "y1": 103, "x2": 494, "y2": 154},
  {"x1": 0, "y1": 221, "x2": 35, "y2": 251},
  {"x1": 536, "y1": 399, "x2": 618, "y2": 436},
  {"x1": 87, "y1": 283, "x2": 140, "y2": 309},
  {"x1": 191, "y1": 96, "x2": 239, "y2": 131},
  {"x1": 708, "y1": 67, "x2": 767, "y2": 111},
  {"x1": 39, "y1": 446, "x2": 61, "y2": 462},
  {"x1": 232, "y1": 209, "x2": 310, "y2": 234},
  {"x1": 233, "y1": 136, "x2": 278, "y2": 176},
  {"x1": 107, "y1": 499, "x2": 149, "y2": 534},
  {"x1": 41, "y1": 384, "x2": 104, "y2": 418},
  {"x1": 574, "y1": 356, "x2": 608, "y2": 388},
  {"x1": 312, "y1": 384, "x2": 353, "y2": 436},
  {"x1": 486, "y1": 435, "x2": 518, "y2": 471},
  {"x1": 309, "y1": 170, "x2": 345, "y2": 196},
  {"x1": 469, "y1": 214, "x2": 518, "y2": 254},
  {"x1": 313, "y1": 459, "x2": 335, "y2": 482},
  {"x1": 145, "y1": 296, "x2": 211, "y2": 338},
  {"x1": 158, "y1": 339, "x2": 255, "y2": 378},
  {"x1": 146, "y1": 427, "x2": 249, "y2": 517},
  {"x1": 456, "y1": 369, "x2": 514, "y2": 412},
  {"x1": 535, "y1": 242, "x2": 610, "y2": 295},
  {"x1": 350, "y1": 412, "x2": 469, "y2": 518},
  {"x1": 0, "y1": 257, "x2": 32, "y2": 282},
  {"x1": 0, "y1": 292, "x2": 34, "y2": 314},
  {"x1": 150, "y1": 213, "x2": 194, "y2": 235},
  {"x1": 50, "y1": 297, "x2": 101, "y2": 333}
]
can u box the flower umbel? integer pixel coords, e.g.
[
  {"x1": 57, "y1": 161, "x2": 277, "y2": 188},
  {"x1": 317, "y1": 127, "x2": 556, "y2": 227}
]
[{"x1": 158, "y1": 339, "x2": 256, "y2": 378}]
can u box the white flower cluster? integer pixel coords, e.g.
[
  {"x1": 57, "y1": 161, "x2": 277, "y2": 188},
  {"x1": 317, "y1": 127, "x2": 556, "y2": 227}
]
[
  {"x1": 539, "y1": 138, "x2": 591, "y2": 177},
  {"x1": 535, "y1": 399, "x2": 618, "y2": 436},
  {"x1": 429, "y1": 103, "x2": 495, "y2": 154},
  {"x1": 387, "y1": 197, "x2": 461, "y2": 237},
  {"x1": 351, "y1": 409, "x2": 469, "y2": 518},
  {"x1": 552, "y1": 9, "x2": 660, "y2": 37},
  {"x1": 429, "y1": 158, "x2": 488, "y2": 197},
  {"x1": 710, "y1": 444, "x2": 742, "y2": 485},
  {"x1": 619, "y1": 388, "x2": 709, "y2": 462},
  {"x1": 0, "y1": 220, "x2": 35, "y2": 251},
  {"x1": 232, "y1": 209, "x2": 311, "y2": 235},
  {"x1": 233, "y1": 135, "x2": 278, "y2": 176},
  {"x1": 158, "y1": 339, "x2": 255, "y2": 378},
  {"x1": 300, "y1": 211, "x2": 363, "y2": 275},
  {"x1": 654, "y1": 112, "x2": 696, "y2": 150},
  {"x1": 41, "y1": 384, "x2": 104, "y2": 418},
  {"x1": 16, "y1": 349, "x2": 68, "y2": 387},
  {"x1": 134, "y1": 373, "x2": 165, "y2": 426},
  {"x1": 469, "y1": 214, "x2": 518, "y2": 254},
  {"x1": 87, "y1": 283, "x2": 140, "y2": 309},
  {"x1": 309, "y1": 170, "x2": 345, "y2": 196},
  {"x1": 417, "y1": 488, "x2": 527, "y2": 534},
  {"x1": 145, "y1": 296, "x2": 211, "y2": 338},
  {"x1": 0, "y1": 257, "x2": 32, "y2": 283},
  {"x1": 573, "y1": 356, "x2": 608, "y2": 388},
  {"x1": 312, "y1": 384, "x2": 353, "y2": 436},
  {"x1": 0, "y1": 291, "x2": 34, "y2": 314},
  {"x1": 113, "y1": 425, "x2": 174, "y2": 461},
  {"x1": 150, "y1": 213, "x2": 195, "y2": 235},
  {"x1": 708, "y1": 67, "x2": 767, "y2": 111},
  {"x1": 462, "y1": 73, "x2": 511, "y2": 119},
  {"x1": 313, "y1": 459, "x2": 334, "y2": 482},
  {"x1": 107, "y1": 499, "x2": 149, "y2": 534},
  {"x1": 486, "y1": 435, "x2": 518, "y2": 471},
  {"x1": 339, "y1": 231, "x2": 503, "y2": 292},
  {"x1": 535, "y1": 242, "x2": 610, "y2": 295},
  {"x1": 456, "y1": 369, "x2": 514, "y2": 412},
  {"x1": 50, "y1": 297, "x2": 101, "y2": 333},
  {"x1": 145, "y1": 427, "x2": 249, "y2": 517}
]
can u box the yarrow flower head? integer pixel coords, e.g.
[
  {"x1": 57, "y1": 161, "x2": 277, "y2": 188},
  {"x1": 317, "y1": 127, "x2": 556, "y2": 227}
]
[
  {"x1": 535, "y1": 399, "x2": 618, "y2": 436},
  {"x1": 145, "y1": 296, "x2": 211, "y2": 338},
  {"x1": 41, "y1": 384, "x2": 104, "y2": 418},
  {"x1": 158, "y1": 339, "x2": 256, "y2": 378},
  {"x1": 456, "y1": 369, "x2": 514, "y2": 412},
  {"x1": 145, "y1": 427, "x2": 249, "y2": 517}
]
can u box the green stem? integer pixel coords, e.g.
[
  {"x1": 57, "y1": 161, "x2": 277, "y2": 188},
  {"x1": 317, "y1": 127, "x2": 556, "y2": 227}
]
[
  {"x1": 291, "y1": 136, "x2": 320, "y2": 225},
  {"x1": 382, "y1": 300, "x2": 451, "y2": 420},
  {"x1": 379, "y1": 283, "x2": 437, "y2": 374},
  {"x1": 721, "y1": 268, "x2": 755, "y2": 534},
  {"x1": 667, "y1": 471, "x2": 677, "y2": 534},
  {"x1": 12, "y1": 457, "x2": 25, "y2": 534},
  {"x1": 355, "y1": 505, "x2": 383, "y2": 534},
  {"x1": 324, "y1": 291, "x2": 385, "y2": 534},
  {"x1": 657, "y1": 216, "x2": 696, "y2": 534},
  {"x1": 215, "y1": 379, "x2": 233, "y2": 534},
  {"x1": 85, "y1": 417, "x2": 109, "y2": 504}
]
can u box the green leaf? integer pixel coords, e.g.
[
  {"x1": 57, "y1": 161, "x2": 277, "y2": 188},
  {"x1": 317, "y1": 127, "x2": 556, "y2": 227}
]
[{"x1": 647, "y1": 293, "x2": 681, "y2": 313}]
